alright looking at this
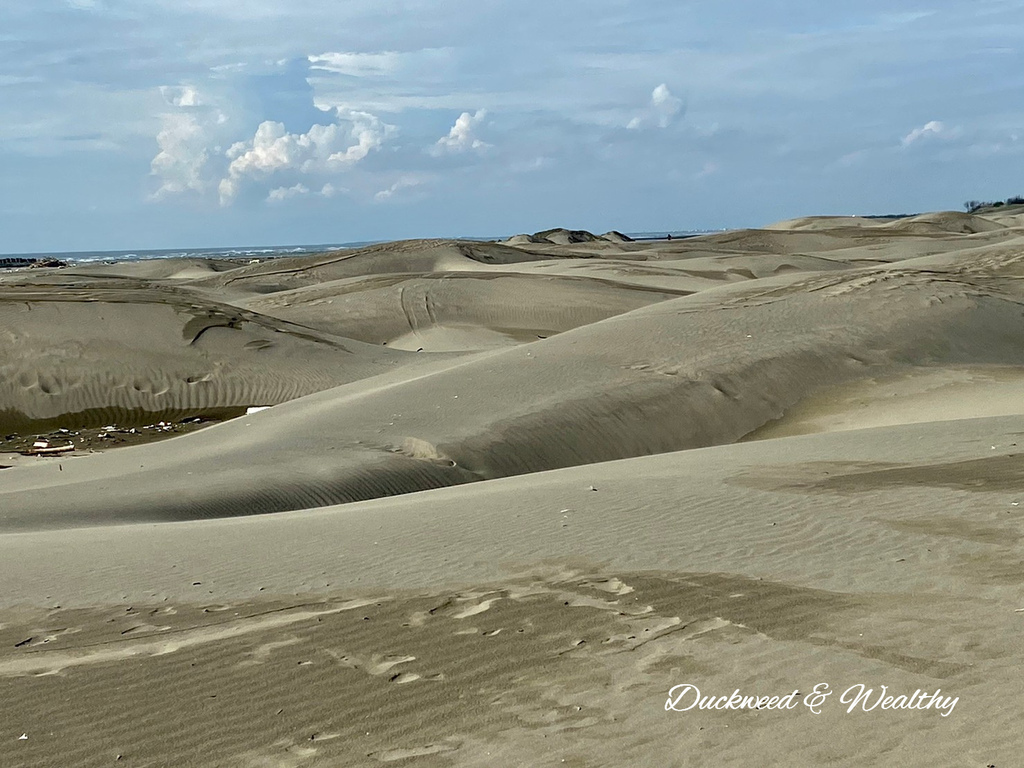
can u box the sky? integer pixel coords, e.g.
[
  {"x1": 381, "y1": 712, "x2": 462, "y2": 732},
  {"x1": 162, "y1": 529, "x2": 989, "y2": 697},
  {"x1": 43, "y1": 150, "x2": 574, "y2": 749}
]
[{"x1": 2, "y1": 1, "x2": 1023, "y2": 253}]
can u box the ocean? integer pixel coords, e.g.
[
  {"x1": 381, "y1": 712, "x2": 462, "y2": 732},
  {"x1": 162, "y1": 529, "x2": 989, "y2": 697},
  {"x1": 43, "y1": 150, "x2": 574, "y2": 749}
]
[{"x1": 0, "y1": 231, "x2": 710, "y2": 266}]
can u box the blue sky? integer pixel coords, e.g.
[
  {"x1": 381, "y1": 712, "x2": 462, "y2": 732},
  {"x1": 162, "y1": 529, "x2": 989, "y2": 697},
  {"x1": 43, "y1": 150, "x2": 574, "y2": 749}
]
[{"x1": 2, "y1": 0, "x2": 1023, "y2": 253}]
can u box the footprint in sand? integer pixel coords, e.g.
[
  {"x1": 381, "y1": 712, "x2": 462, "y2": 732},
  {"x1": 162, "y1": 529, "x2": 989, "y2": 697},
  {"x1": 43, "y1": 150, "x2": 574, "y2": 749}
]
[
  {"x1": 326, "y1": 650, "x2": 418, "y2": 678},
  {"x1": 238, "y1": 636, "x2": 303, "y2": 666},
  {"x1": 119, "y1": 624, "x2": 172, "y2": 637},
  {"x1": 452, "y1": 598, "x2": 502, "y2": 619},
  {"x1": 389, "y1": 672, "x2": 422, "y2": 684},
  {"x1": 13, "y1": 626, "x2": 81, "y2": 648},
  {"x1": 578, "y1": 577, "x2": 635, "y2": 596},
  {"x1": 0, "y1": 599, "x2": 379, "y2": 677}
]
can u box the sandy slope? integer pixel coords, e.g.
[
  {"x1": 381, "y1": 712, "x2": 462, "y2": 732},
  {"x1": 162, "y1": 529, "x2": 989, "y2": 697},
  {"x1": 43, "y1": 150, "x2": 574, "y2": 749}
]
[
  {"x1": 2, "y1": 418, "x2": 1023, "y2": 766},
  {"x1": 0, "y1": 277, "x2": 408, "y2": 432},
  {"x1": 239, "y1": 272, "x2": 687, "y2": 350},
  {"x1": 2, "y1": 210, "x2": 1024, "y2": 767}
]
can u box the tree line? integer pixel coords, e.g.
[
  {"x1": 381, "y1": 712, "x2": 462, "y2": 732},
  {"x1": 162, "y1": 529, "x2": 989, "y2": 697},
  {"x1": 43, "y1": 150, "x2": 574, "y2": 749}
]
[{"x1": 964, "y1": 195, "x2": 1024, "y2": 212}]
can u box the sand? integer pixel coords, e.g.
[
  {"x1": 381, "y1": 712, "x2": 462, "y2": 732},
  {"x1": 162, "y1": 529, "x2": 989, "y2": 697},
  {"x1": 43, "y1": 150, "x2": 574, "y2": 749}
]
[{"x1": 2, "y1": 208, "x2": 1024, "y2": 766}]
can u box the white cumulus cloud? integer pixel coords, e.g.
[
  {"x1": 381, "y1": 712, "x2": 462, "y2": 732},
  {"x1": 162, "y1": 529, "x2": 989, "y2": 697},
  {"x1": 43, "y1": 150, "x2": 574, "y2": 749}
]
[
  {"x1": 628, "y1": 83, "x2": 683, "y2": 130},
  {"x1": 149, "y1": 83, "x2": 235, "y2": 200},
  {"x1": 431, "y1": 109, "x2": 489, "y2": 155},
  {"x1": 651, "y1": 84, "x2": 683, "y2": 126},
  {"x1": 150, "y1": 113, "x2": 211, "y2": 198},
  {"x1": 266, "y1": 183, "x2": 309, "y2": 203},
  {"x1": 160, "y1": 85, "x2": 202, "y2": 108},
  {"x1": 901, "y1": 120, "x2": 949, "y2": 147},
  {"x1": 218, "y1": 107, "x2": 395, "y2": 205}
]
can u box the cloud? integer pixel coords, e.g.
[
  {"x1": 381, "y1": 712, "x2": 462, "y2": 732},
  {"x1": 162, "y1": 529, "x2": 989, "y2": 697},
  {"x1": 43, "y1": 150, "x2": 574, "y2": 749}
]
[
  {"x1": 320, "y1": 182, "x2": 345, "y2": 197},
  {"x1": 218, "y1": 107, "x2": 395, "y2": 205},
  {"x1": 509, "y1": 156, "x2": 553, "y2": 174},
  {"x1": 160, "y1": 85, "x2": 203, "y2": 108},
  {"x1": 627, "y1": 83, "x2": 683, "y2": 130},
  {"x1": 266, "y1": 183, "x2": 309, "y2": 203},
  {"x1": 901, "y1": 120, "x2": 951, "y2": 147},
  {"x1": 148, "y1": 60, "x2": 402, "y2": 206},
  {"x1": 876, "y1": 10, "x2": 937, "y2": 27},
  {"x1": 149, "y1": 113, "x2": 211, "y2": 198},
  {"x1": 308, "y1": 51, "x2": 402, "y2": 78},
  {"x1": 307, "y1": 48, "x2": 458, "y2": 113},
  {"x1": 967, "y1": 133, "x2": 1023, "y2": 157},
  {"x1": 830, "y1": 120, "x2": 1018, "y2": 172},
  {"x1": 374, "y1": 175, "x2": 423, "y2": 201},
  {"x1": 694, "y1": 161, "x2": 719, "y2": 179},
  {"x1": 651, "y1": 84, "x2": 683, "y2": 127},
  {"x1": 149, "y1": 83, "x2": 235, "y2": 199},
  {"x1": 833, "y1": 148, "x2": 872, "y2": 168},
  {"x1": 430, "y1": 109, "x2": 489, "y2": 155}
]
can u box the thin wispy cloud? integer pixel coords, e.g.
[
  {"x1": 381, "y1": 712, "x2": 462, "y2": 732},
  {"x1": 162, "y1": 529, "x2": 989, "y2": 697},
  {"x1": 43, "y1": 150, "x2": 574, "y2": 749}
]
[
  {"x1": 307, "y1": 51, "x2": 403, "y2": 78},
  {"x1": 374, "y1": 175, "x2": 424, "y2": 201}
]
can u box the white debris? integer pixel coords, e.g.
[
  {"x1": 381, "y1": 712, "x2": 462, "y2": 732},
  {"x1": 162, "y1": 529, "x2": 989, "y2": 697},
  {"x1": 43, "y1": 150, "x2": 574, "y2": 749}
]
[{"x1": 246, "y1": 406, "x2": 271, "y2": 415}]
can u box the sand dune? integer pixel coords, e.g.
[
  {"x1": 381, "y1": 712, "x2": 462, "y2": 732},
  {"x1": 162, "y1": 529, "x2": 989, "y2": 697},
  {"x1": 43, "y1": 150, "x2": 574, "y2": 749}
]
[
  {"x1": 3, "y1": 212, "x2": 1024, "y2": 766},
  {"x1": 3, "y1": 416, "x2": 1024, "y2": 766},
  {"x1": 745, "y1": 364, "x2": 1024, "y2": 440},
  {"x1": 241, "y1": 272, "x2": 687, "y2": 350},
  {"x1": 0, "y1": 277, "x2": 406, "y2": 433},
  {"x1": 6, "y1": 232, "x2": 1024, "y2": 527},
  {"x1": 188, "y1": 239, "x2": 555, "y2": 298}
]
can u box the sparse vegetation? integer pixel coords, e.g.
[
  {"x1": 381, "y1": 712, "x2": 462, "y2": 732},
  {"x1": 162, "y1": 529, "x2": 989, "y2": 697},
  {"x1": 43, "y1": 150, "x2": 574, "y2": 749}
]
[{"x1": 964, "y1": 196, "x2": 1024, "y2": 213}]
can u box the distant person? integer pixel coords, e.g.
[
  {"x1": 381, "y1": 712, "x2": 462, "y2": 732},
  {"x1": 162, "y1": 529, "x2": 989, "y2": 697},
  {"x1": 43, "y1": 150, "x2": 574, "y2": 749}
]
[{"x1": 666, "y1": 233, "x2": 672, "y2": 241}]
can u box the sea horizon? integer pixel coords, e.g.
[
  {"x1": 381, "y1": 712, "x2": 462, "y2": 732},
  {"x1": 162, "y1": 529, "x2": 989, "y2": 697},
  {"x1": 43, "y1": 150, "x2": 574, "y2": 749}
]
[{"x1": 0, "y1": 230, "x2": 713, "y2": 264}]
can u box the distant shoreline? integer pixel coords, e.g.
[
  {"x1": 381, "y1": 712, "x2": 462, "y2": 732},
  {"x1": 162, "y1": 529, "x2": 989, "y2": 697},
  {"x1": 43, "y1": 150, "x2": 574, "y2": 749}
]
[{"x1": 0, "y1": 230, "x2": 714, "y2": 264}]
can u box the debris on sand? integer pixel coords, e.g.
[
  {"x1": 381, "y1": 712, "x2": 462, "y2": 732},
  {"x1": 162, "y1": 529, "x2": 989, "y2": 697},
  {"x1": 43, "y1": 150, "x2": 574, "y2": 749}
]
[{"x1": 2, "y1": 416, "x2": 225, "y2": 456}]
